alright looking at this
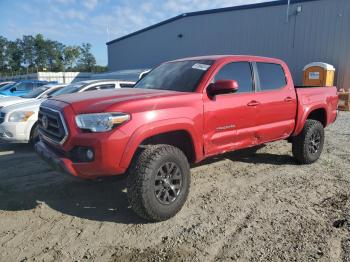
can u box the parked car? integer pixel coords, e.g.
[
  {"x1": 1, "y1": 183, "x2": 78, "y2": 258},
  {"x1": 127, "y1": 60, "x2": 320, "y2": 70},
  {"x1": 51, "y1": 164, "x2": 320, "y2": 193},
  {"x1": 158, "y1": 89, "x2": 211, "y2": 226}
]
[
  {"x1": 91, "y1": 69, "x2": 151, "y2": 84},
  {"x1": 0, "y1": 83, "x2": 67, "y2": 109},
  {"x1": 0, "y1": 82, "x2": 17, "y2": 92},
  {"x1": 0, "y1": 81, "x2": 15, "y2": 89},
  {"x1": 0, "y1": 80, "x2": 55, "y2": 97},
  {"x1": 35, "y1": 55, "x2": 338, "y2": 221},
  {"x1": 0, "y1": 79, "x2": 134, "y2": 143}
]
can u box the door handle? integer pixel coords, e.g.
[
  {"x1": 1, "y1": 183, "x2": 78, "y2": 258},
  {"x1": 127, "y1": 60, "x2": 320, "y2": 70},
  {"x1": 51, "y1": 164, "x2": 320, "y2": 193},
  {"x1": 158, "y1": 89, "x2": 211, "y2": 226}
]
[
  {"x1": 284, "y1": 97, "x2": 293, "y2": 102},
  {"x1": 247, "y1": 100, "x2": 260, "y2": 107}
]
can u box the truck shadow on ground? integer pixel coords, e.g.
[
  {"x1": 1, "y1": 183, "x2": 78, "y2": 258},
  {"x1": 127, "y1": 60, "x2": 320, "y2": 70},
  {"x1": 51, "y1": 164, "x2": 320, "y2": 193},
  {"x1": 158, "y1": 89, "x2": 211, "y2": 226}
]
[
  {"x1": 0, "y1": 174, "x2": 147, "y2": 224},
  {"x1": 0, "y1": 143, "x2": 296, "y2": 225},
  {"x1": 193, "y1": 145, "x2": 297, "y2": 168}
]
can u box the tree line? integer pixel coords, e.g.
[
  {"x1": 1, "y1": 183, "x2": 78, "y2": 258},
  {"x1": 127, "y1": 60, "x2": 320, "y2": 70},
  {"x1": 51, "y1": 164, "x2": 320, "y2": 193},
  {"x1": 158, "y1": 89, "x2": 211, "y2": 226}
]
[{"x1": 0, "y1": 34, "x2": 107, "y2": 75}]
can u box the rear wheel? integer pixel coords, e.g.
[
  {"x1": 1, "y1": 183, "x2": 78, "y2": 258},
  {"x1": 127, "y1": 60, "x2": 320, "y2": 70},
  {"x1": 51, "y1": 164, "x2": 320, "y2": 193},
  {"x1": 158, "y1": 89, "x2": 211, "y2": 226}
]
[
  {"x1": 126, "y1": 145, "x2": 190, "y2": 222},
  {"x1": 292, "y1": 119, "x2": 325, "y2": 164}
]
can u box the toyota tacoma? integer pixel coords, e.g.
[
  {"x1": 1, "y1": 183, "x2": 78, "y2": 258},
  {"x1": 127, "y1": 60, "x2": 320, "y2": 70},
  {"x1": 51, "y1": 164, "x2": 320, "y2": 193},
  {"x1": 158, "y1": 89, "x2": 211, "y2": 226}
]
[{"x1": 35, "y1": 55, "x2": 339, "y2": 222}]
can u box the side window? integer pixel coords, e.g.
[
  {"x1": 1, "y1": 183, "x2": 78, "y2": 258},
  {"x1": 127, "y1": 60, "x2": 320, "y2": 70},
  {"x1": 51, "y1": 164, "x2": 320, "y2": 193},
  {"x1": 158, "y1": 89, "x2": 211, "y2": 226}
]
[
  {"x1": 86, "y1": 84, "x2": 115, "y2": 91},
  {"x1": 98, "y1": 84, "x2": 115, "y2": 90},
  {"x1": 86, "y1": 85, "x2": 99, "y2": 91},
  {"x1": 214, "y1": 62, "x2": 253, "y2": 93},
  {"x1": 120, "y1": 83, "x2": 135, "y2": 88},
  {"x1": 17, "y1": 83, "x2": 34, "y2": 91},
  {"x1": 256, "y1": 63, "x2": 287, "y2": 91}
]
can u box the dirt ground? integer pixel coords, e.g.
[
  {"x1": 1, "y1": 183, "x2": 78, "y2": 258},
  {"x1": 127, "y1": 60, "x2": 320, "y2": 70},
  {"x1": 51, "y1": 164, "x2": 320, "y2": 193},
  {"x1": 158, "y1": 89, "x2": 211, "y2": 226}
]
[{"x1": 0, "y1": 112, "x2": 349, "y2": 262}]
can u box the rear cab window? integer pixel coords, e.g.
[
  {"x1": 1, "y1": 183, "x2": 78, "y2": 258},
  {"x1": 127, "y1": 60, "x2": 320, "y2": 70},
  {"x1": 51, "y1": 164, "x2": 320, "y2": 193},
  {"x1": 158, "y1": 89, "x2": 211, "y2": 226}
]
[{"x1": 255, "y1": 63, "x2": 287, "y2": 91}]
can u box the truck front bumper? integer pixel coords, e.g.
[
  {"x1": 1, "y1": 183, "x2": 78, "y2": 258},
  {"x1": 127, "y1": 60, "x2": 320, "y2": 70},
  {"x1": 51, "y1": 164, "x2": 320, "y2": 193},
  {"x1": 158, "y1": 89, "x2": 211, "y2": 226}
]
[
  {"x1": 35, "y1": 136, "x2": 128, "y2": 179},
  {"x1": 35, "y1": 141, "x2": 79, "y2": 177}
]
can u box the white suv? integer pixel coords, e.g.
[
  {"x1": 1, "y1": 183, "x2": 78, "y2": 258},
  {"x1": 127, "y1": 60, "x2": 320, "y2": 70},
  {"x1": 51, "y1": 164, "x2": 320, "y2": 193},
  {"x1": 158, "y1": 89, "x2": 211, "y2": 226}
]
[
  {"x1": 0, "y1": 83, "x2": 66, "y2": 109},
  {"x1": 0, "y1": 79, "x2": 135, "y2": 143}
]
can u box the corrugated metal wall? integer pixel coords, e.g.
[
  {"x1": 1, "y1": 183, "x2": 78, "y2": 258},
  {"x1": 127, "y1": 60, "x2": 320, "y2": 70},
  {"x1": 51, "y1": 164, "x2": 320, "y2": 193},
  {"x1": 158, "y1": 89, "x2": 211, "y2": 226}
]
[{"x1": 108, "y1": 0, "x2": 350, "y2": 89}]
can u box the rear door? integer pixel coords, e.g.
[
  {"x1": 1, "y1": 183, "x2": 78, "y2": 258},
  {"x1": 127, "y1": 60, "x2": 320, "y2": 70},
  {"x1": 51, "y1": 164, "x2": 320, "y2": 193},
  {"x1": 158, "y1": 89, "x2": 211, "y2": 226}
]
[
  {"x1": 203, "y1": 61, "x2": 258, "y2": 156},
  {"x1": 252, "y1": 62, "x2": 297, "y2": 142}
]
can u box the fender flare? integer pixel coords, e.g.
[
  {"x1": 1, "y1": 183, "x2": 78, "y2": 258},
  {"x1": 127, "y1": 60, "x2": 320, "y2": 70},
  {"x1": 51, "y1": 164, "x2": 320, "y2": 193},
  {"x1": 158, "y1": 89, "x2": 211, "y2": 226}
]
[
  {"x1": 293, "y1": 104, "x2": 328, "y2": 136},
  {"x1": 119, "y1": 118, "x2": 203, "y2": 168}
]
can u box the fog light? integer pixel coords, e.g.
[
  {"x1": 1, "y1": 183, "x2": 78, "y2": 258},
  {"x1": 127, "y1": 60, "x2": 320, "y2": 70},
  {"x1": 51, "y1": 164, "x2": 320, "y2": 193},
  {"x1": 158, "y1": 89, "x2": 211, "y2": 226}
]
[
  {"x1": 86, "y1": 149, "x2": 94, "y2": 161},
  {"x1": 71, "y1": 146, "x2": 95, "y2": 163}
]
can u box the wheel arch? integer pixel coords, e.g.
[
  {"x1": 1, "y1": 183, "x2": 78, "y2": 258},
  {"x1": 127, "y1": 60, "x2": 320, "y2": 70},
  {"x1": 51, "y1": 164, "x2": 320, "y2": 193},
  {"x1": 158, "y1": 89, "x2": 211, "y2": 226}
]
[
  {"x1": 293, "y1": 106, "x2": 328, "y2": 136},
  {"x1": 306, "y1": 107, "x2": 327, "y2": 127},
  {"x1": 29, "y1": 121, "x2": 39, "y2": 142},
  {"x1": 120, "y1": 119, "x2": 203, "y2": 169}
]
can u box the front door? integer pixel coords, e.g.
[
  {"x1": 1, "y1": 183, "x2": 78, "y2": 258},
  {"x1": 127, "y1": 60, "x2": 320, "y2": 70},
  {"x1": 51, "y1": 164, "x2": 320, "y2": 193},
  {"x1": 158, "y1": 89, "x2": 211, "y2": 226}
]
[{"x1": 203, "y1": 61, "x2": 258, "y2": 156}]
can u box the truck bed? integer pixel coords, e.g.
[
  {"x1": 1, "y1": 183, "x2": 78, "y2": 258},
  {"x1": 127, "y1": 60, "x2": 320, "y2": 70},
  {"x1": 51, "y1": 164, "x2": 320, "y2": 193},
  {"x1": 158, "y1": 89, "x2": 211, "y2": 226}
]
[{"x1": 293, "y1": 86, "x2": 338, "y2": 136}]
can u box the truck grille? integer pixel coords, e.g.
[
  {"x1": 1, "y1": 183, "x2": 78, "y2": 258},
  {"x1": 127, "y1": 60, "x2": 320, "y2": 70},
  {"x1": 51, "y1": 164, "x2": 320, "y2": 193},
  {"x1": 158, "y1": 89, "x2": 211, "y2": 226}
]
[
  {"x1": 38, "y1": 106, "x2": 68, "y2": 145},
  {"x1": 0, "y1": 112, "x2": 5, "y2": 124}
]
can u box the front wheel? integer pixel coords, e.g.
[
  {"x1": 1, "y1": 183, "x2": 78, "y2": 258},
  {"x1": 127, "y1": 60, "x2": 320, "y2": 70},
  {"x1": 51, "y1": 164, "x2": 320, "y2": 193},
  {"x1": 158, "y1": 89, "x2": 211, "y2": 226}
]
[
  {"x1": 127, "y1": 145, "x2": 190, "y2": 222},
  {"x1": 292, "y1": 119, "x2": 325, "y2": 164}
]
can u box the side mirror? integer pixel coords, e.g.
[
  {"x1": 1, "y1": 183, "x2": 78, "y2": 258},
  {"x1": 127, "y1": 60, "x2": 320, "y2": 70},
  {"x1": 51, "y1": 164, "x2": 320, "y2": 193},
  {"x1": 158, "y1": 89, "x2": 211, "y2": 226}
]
[
  {"x1": 10, "y1": 87, "x2": 16, "y2": 93},
  {"x1": 208, "y1": 80, "x2": 239, "y2": 96}
]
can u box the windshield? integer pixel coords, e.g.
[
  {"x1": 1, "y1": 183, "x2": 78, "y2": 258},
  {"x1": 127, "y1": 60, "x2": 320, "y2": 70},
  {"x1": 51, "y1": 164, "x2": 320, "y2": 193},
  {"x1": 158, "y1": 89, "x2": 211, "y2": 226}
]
[
  {"x1": 0, "y1": 82, "x2": 12, "y2": 89},
  {"x1": 0, "y1": 83, "x2": 15, "y2": 91},
  {"x1": 49, "y1": 83, "x2": 85, "y2": 96},
  {"x1": 21, "y1": 86, "x2": 50, "y2": 98},
  {"x1": 134, "y1": 60, "x2": 214, "y2": 92}
]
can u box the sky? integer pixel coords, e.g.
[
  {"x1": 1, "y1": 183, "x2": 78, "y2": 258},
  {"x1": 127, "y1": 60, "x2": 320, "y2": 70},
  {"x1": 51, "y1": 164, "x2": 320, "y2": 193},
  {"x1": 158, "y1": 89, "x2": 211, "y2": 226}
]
[{"x1": 0, "y1": 0, "x2": 272, "y2": 66}]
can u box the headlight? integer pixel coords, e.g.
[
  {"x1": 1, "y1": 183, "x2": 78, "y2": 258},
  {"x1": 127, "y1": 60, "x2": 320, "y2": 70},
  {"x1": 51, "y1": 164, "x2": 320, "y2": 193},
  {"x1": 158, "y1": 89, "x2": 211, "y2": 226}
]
[
  {"x1": 8, "y1": 111, "x2": 35, "y2": 122},
  {"x1": 75, "y1": 113, "x2": 130, "y2": 132}
]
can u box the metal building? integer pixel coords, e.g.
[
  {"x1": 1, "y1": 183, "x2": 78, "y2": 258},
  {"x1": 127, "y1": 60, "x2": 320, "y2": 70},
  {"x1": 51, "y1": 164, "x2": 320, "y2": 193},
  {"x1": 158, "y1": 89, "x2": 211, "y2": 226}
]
[{"x1": 107, "y1": 0, "x2": 350, "y2": 90}]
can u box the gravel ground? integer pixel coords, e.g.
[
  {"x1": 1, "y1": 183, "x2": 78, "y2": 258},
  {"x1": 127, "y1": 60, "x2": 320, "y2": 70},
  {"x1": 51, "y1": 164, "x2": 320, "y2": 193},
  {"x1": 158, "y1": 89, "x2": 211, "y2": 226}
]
[{"x1": 0, "y1": 112, "x2": 349, "y2": 262}]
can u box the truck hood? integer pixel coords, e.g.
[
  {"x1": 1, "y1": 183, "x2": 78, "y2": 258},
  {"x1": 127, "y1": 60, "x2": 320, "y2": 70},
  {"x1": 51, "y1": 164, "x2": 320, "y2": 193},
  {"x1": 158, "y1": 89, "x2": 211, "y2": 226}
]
[{"x1": 51, "y1": 88, "x2": 193, "y2": 113}]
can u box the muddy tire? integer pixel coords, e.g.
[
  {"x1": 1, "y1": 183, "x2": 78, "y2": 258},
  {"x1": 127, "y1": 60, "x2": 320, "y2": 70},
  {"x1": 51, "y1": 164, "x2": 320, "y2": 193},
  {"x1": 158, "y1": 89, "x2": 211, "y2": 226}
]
[
  {"x1": 127, "y1": 145, "x2": 190, "y2": 222},
  {"x1": 292, "y1": 119, "x2": 325, "y2": 164}
]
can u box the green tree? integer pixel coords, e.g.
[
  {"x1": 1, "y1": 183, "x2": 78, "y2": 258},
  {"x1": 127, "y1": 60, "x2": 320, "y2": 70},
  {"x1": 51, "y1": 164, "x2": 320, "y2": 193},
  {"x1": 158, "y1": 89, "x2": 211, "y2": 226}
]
[
  {"x1": 63, "y1": 46, "x2": 80, "y2": 70},
  {"x1": 6, "y1": 39, "x2": 23, "y2": 72},
  {"x1": 77, "y1": 43, "x2": 96, "y2": 72},
  {"x1": 46, "y1": 40, "x2": 64, "y2": 71},
  {"x1": 34, "y1": 34, "x2": 48, "y2": 70},
  {"x1": 0, "y1": 36, "x2": 8, "y2": 72},
  {"x1": 0, "y1": 34, "x2": 101, "y2": 74},
  {"x1": 94, "y1": 65, "x2": 108, "y2": 73},
  {"x1": 21, "y1": 35, "x2": 35, "y2": 70}
]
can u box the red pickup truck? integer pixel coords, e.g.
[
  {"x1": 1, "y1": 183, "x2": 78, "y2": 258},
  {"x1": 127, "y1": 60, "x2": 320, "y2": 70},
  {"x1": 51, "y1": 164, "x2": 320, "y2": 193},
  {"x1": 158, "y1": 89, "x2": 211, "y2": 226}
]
[{"x1": 35, "y1": 55, "x2": 338, "y2": 222}]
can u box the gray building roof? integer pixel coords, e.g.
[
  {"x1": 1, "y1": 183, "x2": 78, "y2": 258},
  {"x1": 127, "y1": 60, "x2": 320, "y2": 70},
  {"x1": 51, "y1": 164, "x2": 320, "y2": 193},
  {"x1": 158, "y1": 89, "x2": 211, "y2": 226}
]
[{"x1": 106, "y1": 0, "x2": 321, "y2": 45}]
